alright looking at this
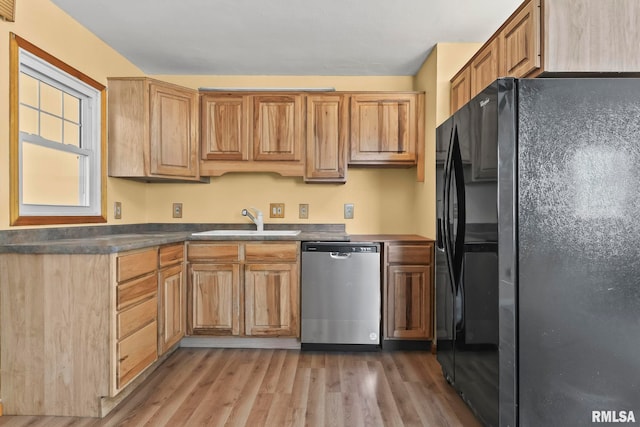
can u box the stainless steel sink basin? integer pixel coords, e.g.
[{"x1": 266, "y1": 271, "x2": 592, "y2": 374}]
[{"x1": 191, "y1": 229, "x2": 301, "y2": 237}]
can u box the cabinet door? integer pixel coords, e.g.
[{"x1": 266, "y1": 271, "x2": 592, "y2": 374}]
[
  {"x1": 188, "y1": 264, "x2": 240, "y2": 336},
  {"x1": 201, "y1": 93, "x2": 249, "y2": 160},
  {"x1": 159, "y1": 264, "x2": 185, "y2": 354},
  {"x1": 470, "y1": 38, "x2": 499, "y2": 99},
  {"x1": 305, "y1": 94, "x2": 348, "y2": 182},
  {"x1": 244, "y1": 263, "x2": 299, "y2": 337},
  {"x1": 450, "y1": 67, "x2": 471, "y2": 115},
  {"x1": 252, "y1": 94, "x2": 303, "y2": 161},
  {"x1": 386, "y1": 265, "x2": 432, "y2": 339},
  {"x1": 149, "y1": 83, "x2": 199, "y2": 177},
  {"x1": 350, "y1": 94, "x2": 417, "y2": 164},
  {"x1": 500, "y1": 0, "x2": 541, "y2": 77}
]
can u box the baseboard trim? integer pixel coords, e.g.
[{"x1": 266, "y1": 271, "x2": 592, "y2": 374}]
[
  {"x1": 381, "y1": 339, "x2": 432, "y2": 351},
  {"x1": 180, "y1": 336, "x2": 301, "y2": 350}
]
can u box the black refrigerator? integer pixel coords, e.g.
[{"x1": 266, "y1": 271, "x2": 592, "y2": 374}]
[{"x1": 436, "y1": 78, "x2": 640, "y2": 427}]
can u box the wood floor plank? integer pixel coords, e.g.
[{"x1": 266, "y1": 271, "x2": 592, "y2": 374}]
[
  {"x1": 258, "y1": 350, "x2": 286, "y2": 394},
  {"x1": 380, "y1": 352, "x2": 425, "y2": 426},
  {"x1": 224, "y1": 350, "x2": 274, "y2": 427},
  {"x1": 185, "y1": 349, "x2": 259, "y2": 426},
  {"x1": 324, "y1": 353, "x2": 341, "y2": 393},
  {"x1": 0, "y1": 349, "x2": 485, "y2": 427},
  {"x1": 290, "y1": 366, "x2": 310, "y2": 410},
  {"x1": 274, "y1": 350, "x2": 298, "y2": 393},
  {"x1": 367, "y1": 359, "x2": 405, "y2": 427},
  {"x1": 324, "y1": 392, "x2": 344, "y2": 427},
  {"x1": 304, "y1": 367, "x2": 325, "y2": 427},
  {"x1": 242, "y1": 393, "x2": 273, "y2": 427},
  {"x1": 163, "y1": 348, "x2": 232, "y2": 426}
]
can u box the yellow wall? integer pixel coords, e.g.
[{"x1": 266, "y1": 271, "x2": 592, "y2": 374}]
[
  {"x1": 412, "y1": 43, "x2": 481, "y2": 239},
  {"x1": 0, "y1": 0, "x2": 146, "y2": 230}
]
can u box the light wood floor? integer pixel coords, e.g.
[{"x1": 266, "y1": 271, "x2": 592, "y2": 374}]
[{"x1": 0, "y1": 348, "x2": 482, "y2": 427}]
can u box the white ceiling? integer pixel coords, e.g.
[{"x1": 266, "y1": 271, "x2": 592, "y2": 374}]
[{"x1": 50, "y1": 0, "x2": 521, "y2": 76}]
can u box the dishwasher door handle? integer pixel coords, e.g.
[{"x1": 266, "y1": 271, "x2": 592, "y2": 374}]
[{"x1": 330, "y1": 252, "x2": 352, "y2": 259}]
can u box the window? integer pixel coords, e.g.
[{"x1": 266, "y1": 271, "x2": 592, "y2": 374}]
[{"x1": 10, "y1": 33, "x2": 106, "y2": 225}]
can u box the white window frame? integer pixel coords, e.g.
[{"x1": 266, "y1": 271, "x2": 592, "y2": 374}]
[{"x1": 18, "y1": 48, "x2": 102, "y2": 217}]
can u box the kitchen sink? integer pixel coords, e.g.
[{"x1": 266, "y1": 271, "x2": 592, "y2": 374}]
[{"x1": 191, "y1": 229, "x2": 301, "y2": 237}]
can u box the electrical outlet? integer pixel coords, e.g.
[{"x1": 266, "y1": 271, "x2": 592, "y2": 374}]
[
  {"x1": 270, "y1": 203, "x2": 285, "y2": 218},
  {"x1": 114, "y1": 202, "x2": 122, "y2": 219},
  {"x1": 299, "y1": 203, "x2": 309, "y2": 219},
  {"x1": 172, "y1": 203, "x2": 183, "y2": 218},
  {"x1": 344, "y1": 203, "x2": 354, "y2": 219}
]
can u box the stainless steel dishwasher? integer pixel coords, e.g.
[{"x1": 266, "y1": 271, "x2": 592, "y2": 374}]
[{"x1": 301, "y1": 241, "x2": 381, "y2": 350}]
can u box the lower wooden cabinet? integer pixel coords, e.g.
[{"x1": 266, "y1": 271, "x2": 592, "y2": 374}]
[
  {"x1": 384, "y1": 241, "x2": 434, "y2": 341},
  {"x1": 245, "y1": 263, "x2": 299, "y2": 336},
  {"x1": 158, "y1": 263, "x2": 187, "y2": 356},
  {"x1": 187, "y1": 241, "x2": 300, "y2": 338},
  {"x1": 188, "y1": 263, "x2": 240, "y2": 335}
]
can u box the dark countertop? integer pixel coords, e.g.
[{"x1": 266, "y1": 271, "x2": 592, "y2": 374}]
[
  {"x1": 0, "y1": 224, "x2": 349, "y2": 254},
  {"x1": 350, "y1": 234, "x2": 435, "y2": 243}
]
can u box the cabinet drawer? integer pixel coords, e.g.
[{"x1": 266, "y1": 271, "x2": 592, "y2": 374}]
[
  {"x1": 387, "y1": 244, "x2": 433, "y2": 265},
  {"x1": 117, "y1": 273, "x2": 157, "y2": 311},
  {"x1": 117, "y1": 296, "x2": 158, "y2": 340},
  {"x1": 116, "y1": 320, "x2": 158, "y2": 389},
  {"x1": 245, "y1": 243, "x2": 298, "y2": 262},
  {"x1": 187, "y1": 243, "x2": 240, "y2": 262},
  {"x1": 117, "y1": 248, "x2": 158, "y2": 282},
  {"x1": 159, "y1": 244, "x2": 184, "y2": 267}
]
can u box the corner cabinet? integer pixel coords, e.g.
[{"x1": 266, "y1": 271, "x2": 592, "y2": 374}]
[
  {"x1": 384, "y1": 241, "x2": 434, "y2": 340},
  {"x1": 0, "y1": 244, "x2": 181, "y2": 417},
  {"x1": 186, "y1": 241, "x2": 300, "y2": 338},
  {"x1": 108, "y1": 78, "x2": 203, "y2": 182}
]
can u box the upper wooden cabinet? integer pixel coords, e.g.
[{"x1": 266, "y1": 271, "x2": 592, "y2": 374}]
[
  {"x1": 500, "y1": 0, "x2": 541, "y2": 78},
  {"x1": 450, "y1": 68, "x2": 471, "y2": 115},
  {"x1": 199, "y1": 92, "x2": 305, "y2": 177},
  {"x1": 305, "y1": 94, "x2": 349, "y2": 182},
  {"x1": 108, "y1": 78, "x2": 202, "y2": 182},
  {"x1": 349, "y1": 93, "x2": 420, "y2": 166},
  {"x1": 470, "y1": 38, "x2": 500, "y2": 101},
  {"x1": 252, "y1": 94, "x2": 303, "y2": 161},
  {"x1": 200, "y1": 93, "x2": 249, "y2": 161},
  {"x1": 450, "y1": 0, "x2": 640, "y2": 114}
]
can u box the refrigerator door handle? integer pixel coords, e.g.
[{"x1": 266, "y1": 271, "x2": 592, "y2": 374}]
[
  {"x1": 451, "y1": 127, "x2": 466, "y2": 292},
  {"x1": 443, "y1": 125, "x2": 457, "y2": 294}
]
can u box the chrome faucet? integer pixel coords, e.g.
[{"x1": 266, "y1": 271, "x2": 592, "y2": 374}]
[{"x1": 241, "y1": 207, "x2": 264, "y2": 232}]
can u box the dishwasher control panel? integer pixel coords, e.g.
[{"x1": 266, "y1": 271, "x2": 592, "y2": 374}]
[{"x1": 301, "y1": 242, "x2": 380, "y2": 253}]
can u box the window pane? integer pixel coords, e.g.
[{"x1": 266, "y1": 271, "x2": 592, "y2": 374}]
[
  {"x1": 63, "y1": 93, "x2": 79, "y2": 122},
  {"x1": 19, "y1": 105, "x2": 38, "y2": 135},
  {"x1": 40, "y1": 113, "x2": 62, "y2": 143},
  {"x1": 22, "y1": 142, "x2": 82, "y2": 206},
  {"x1": 40, "y1": 82, "x2": 62, "y2": 116},
  {"x1": 63, "y1": 121, "x2": 80, "y2": 147},
  {"x1": 19, "y1": 72, "x2": 39, "y2": 107}
]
